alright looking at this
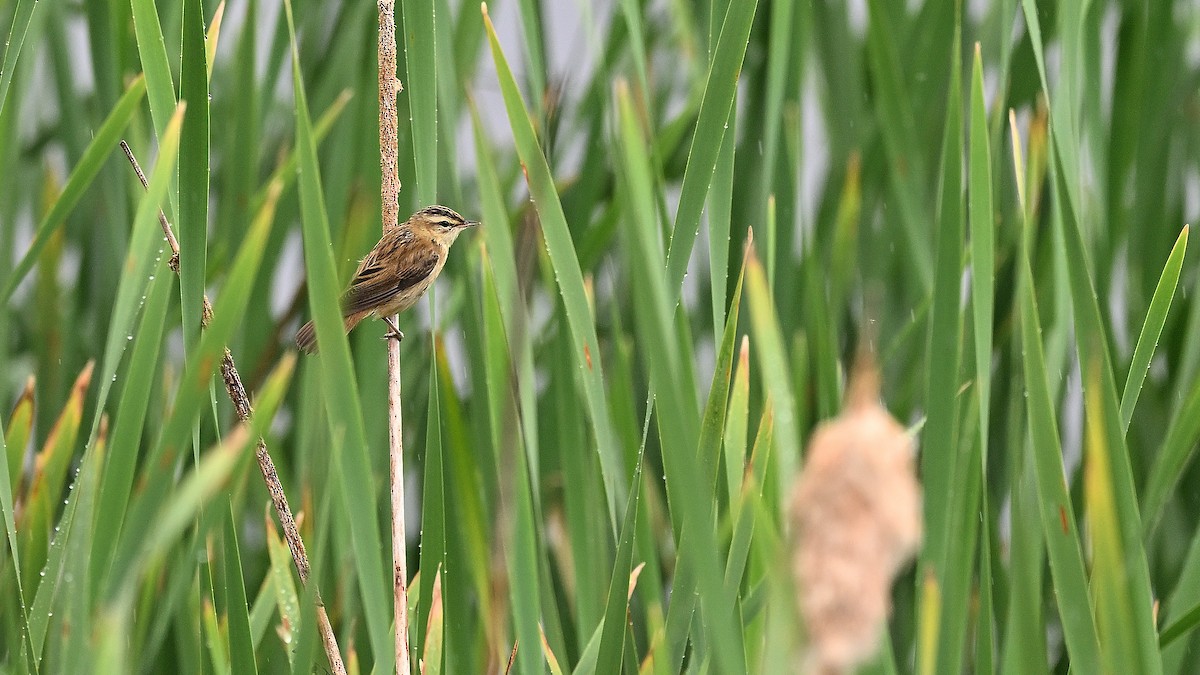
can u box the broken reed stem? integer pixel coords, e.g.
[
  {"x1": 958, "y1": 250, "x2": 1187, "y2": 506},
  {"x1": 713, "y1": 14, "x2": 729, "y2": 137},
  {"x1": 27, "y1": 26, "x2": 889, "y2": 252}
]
[
  {"x1": 120, "y1": 140, "x2": 346, "y2": 675},
  {"x1": 377, "y1": 2, "x2": 411, "y2": 673}
]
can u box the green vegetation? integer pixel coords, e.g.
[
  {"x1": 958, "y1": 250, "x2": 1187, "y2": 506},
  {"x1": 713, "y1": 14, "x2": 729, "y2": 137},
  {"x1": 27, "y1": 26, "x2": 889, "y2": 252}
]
[{"x1": 1, "y1": 0, "x2": 1199, "y2": 672}]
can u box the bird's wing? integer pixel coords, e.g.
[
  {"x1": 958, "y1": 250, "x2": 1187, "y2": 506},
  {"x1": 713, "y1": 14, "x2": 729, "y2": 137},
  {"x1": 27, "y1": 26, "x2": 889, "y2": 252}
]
[{"x1": 341, "y1": 247, "x2": 440, "y2": 316}]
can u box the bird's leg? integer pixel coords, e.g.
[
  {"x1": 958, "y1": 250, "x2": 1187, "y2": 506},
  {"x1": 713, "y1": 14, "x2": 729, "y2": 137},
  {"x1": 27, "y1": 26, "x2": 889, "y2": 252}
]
[{"x1": 381, "y1": 316, "x2": 404, "y2": 343}]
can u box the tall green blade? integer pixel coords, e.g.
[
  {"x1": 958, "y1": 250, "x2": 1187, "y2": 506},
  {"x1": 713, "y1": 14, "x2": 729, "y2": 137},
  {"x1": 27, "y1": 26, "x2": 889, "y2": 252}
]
[
  {"x1": 283, "y1": 1, "x2": 390, "y2": 668},
  {"x1": 482, "y1": 4, "x2": 623, "y2": 525},
  {"x1": 178, "y1": 0, "x2": 210, "y2": 351},
  {"x1": 402, "y1": 0, "x2": 437, "y2": 205},
  {"x1": 664, "y1": 0, "x2": 760, "y2": 299},
  {"x1": 1017, "y1": 225, "x2": 1102, "y2": 674}
]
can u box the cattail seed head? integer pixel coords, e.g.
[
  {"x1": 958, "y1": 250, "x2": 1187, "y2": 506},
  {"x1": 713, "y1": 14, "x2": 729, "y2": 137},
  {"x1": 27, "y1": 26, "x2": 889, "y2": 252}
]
[{"x1": 788, "y1": 347, "x2": 921, "y2": 674}]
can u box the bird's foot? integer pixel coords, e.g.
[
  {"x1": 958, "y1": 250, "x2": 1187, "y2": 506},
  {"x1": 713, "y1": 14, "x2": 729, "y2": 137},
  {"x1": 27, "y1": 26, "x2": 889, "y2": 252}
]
[{"x1": 382, "y1": 316, "x2": 404, "y2": 343}]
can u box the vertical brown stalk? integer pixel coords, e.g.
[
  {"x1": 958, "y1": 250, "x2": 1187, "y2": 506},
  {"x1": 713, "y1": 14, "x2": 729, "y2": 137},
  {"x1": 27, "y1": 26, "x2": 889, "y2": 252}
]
[{"x1": 376, "y1": 2, "x2": 410, "y2": 673}]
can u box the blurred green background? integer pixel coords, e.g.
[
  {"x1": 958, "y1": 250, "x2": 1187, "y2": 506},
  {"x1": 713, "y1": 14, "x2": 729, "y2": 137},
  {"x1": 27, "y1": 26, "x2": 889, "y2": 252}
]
[{"x1": 2, "y1": 0, "x2": 1200, "y2": 672}]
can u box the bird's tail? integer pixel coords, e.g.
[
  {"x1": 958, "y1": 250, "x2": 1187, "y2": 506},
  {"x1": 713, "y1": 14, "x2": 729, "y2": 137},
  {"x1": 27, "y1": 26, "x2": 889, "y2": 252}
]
[
  {"x1": 295, "y1": 313, "x2": 367, "y2": 354},
  {"x1": 295, "y1": 320, "x2": 319, "y2": 353}
]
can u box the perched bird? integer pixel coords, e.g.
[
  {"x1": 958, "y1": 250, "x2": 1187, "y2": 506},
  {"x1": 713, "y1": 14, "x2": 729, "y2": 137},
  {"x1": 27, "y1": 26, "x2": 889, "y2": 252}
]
[{"x1": 295, "y1": 205, "x2": 478, "y2": 353}]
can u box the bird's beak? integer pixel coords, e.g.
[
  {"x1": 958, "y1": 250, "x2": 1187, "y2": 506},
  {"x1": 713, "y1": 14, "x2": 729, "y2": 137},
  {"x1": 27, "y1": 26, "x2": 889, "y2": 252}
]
[{"x1": 464, "y1": 220, "x2": 481, "y2": 228}]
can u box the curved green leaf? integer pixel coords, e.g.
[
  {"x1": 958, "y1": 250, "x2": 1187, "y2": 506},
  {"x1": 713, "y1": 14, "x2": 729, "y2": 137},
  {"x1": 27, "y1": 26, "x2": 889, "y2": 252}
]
[
  {"x1": 1120, "y1": 225, "x2": 1188, "y2": 430},
  {"x1": 1, "y1": 76, "x2": 147, "y2": 302}
]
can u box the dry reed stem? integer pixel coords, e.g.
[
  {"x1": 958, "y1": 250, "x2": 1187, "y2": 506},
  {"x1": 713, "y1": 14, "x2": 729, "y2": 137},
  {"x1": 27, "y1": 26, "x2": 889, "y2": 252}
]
[
  {"x1": 376, "y1": 2, "x2": 411, "y2": 673},
  {"x1": 788, "y1": 340, "x2": 921, "y2": 675},
  {"x1": 120, "y1": 141, "x2": 346, "y2": 675}
]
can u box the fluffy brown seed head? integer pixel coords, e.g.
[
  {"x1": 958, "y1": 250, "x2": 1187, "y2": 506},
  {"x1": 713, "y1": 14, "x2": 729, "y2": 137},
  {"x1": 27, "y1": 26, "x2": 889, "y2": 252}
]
[{"x1": 789, "y1": 347, "x2": 921, "y2": 675}]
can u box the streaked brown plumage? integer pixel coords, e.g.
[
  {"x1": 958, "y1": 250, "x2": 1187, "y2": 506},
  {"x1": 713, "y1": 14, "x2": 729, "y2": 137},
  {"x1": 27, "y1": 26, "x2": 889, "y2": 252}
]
[{"x1": 295, "y1": 205, "x2": 477, "y2": 353}]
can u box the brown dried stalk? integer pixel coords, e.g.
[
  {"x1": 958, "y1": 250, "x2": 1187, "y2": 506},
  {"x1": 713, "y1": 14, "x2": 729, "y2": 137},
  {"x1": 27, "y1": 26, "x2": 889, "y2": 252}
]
[
  {"x1": 119, "y1": 141, "x2": 346, "y2": 675},
  {"x1": 788, "y1": 336, "x2": 922, "y2": 675},
  {"x1": 376, "y1": 2, "x2": 411, "y2": 674}
]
